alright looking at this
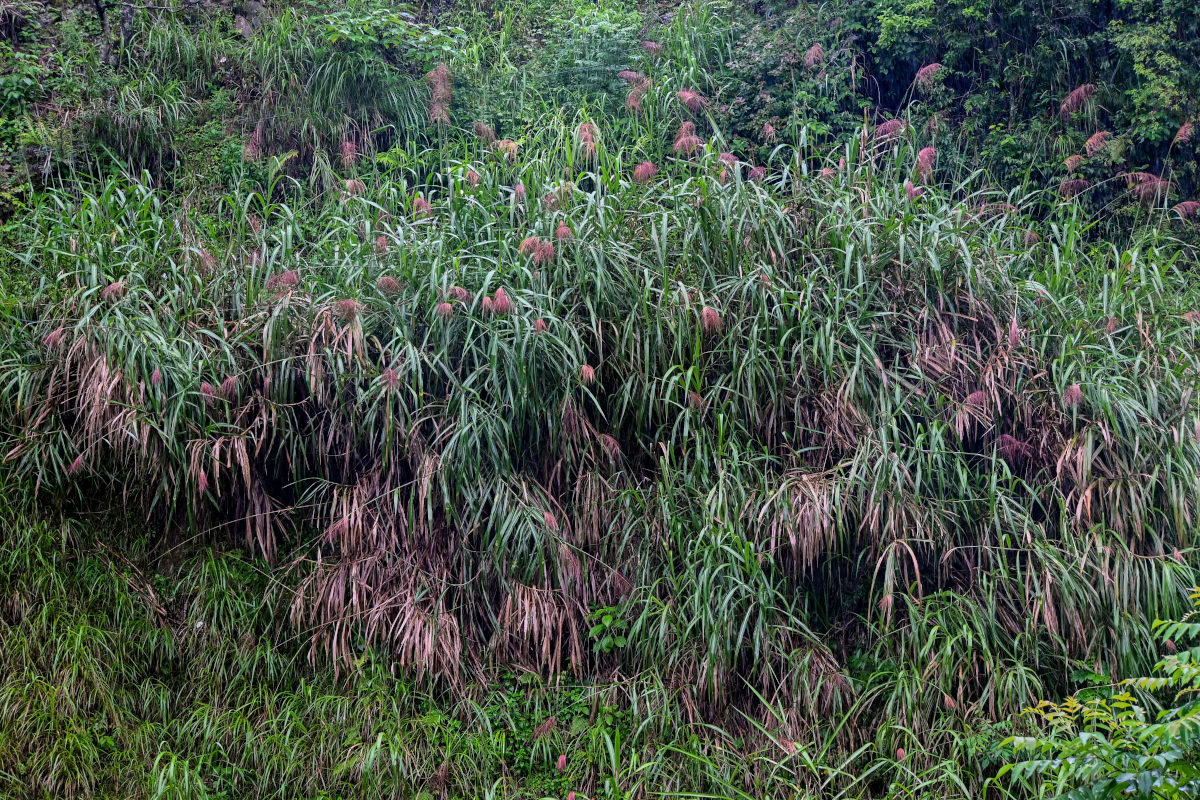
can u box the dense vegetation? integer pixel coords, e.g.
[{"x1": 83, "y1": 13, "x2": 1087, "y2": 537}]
[{"x1": 1, "y1": 0, "x2": 1198, "y2": 797}]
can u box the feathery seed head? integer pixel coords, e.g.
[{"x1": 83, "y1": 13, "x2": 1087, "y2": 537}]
[
  {"x1": 904, "y1": 180, "x2": 923, "y2": 199},
  {"x1": 265, "y1": 270, "x2": 298, "y2": 293},
  {"x1": 701, "y1": 306, "x2": 723, "y2": 334},
  {"x1": 481, "y1": 296, "x2": 494, "y2": 315},
  {"x1": 998, "y1": 433, "x2": 1032, "y2": 464},
  {"x1": 335, "y1": 299, "x2": 360, "y2": 320},
  {"x1": 626, "y1": 83, "x2": 647, "y2": 112},
  {"x1": 804, "y1": 42, "x2": 825, "y2": 68},
  {"x1": 534, "y1": 241, "x2": 556, "y2": 265},
  {"x1": 748, "y1": 166, "x2": 766, "y2": 181},
  {"x1": 376, "y1": 275, "x2": 402, "y2": 295},
  {"x1": 874, "y1": 119, "x2": 906, "y2": 140},
  {"x1": 374, "y1": 235, "x2": 388, "y2": 254},
  {"x1": 343, "y1": 179, "x2": 366, "y2": 196},
  {"x1": 1059, "y1": 83, "x2": 1096, "y2": 118},
  {"x1": 633, "y1": 161, "x2": 658, "y2": 183},
  {"x1": 101, "y1": 281, "x2": 127, "y2": 300},
  {"x1": 465, "y1": 169, "x2": 480, "y2": 187},
  {"x1": 1059, "y1": 178, "x2": 1090, "y2": 199},
  {"x1": 220, "y1": 376, "x2": 237, "y2": 399},
  {"x1": 43, "y1": 327, "x2": 66, "y2": 348},
  {"x1": 915, "y1": 62, "x2": 942, "y2": 88},
  {"x1": 151, "y1": 368, "x2": 162, "y2": 387},
  {"x1": 641, "y1": 40, "x2": 662, "y2": 54},
  {"x1": 534, "y1": 318, "x2": 547, "y2": 332},
  {"x1": 491, "y1": 287, "x2": 513, "y2": 315},
  {"x1": 519, "y1": 236, "x2": 541, "y2": 256},
  {"x1": 762, "y1": 122, "x2": 776, "y2": 142},
  {"x1": 676, "y1": 89, "x2": 707, "y2": 114},
  {"x1": 580, "y1": 364, "x2": 595, "y2": 385},
  {"x1": 1063, "y1": 383, "x2": 1083, "y2": 408},
  {"x1": 339, "y1": 139, "x2": 358, "y2": 168},
  {"x1": 436, "y1": 302, "x2": 454, "y2": 319},
  {"x1": 1172, "y1": 200, "x2": 1200, "y2": 220},
  {"x1": 497, "y1": 139, "x2": 518, "y2": 160},
  {"x1": 1085, "y1": 131, "x2": 1111, "y2": 156},
  {"x1": 916, "y1": 146, "x2": 937, "y2": 180},
  {"x1": 200, "y1": 382, "x2": 215, "y2": 405},
  {"x1": 473, "y1": 120, "x2": 497, "y2": 143},
  {"x1": 544, "y1": 512, "x2": 559, "y2": 531},
  {"x1": 555, "y1": 222, "x2": 572, "y2": 241},
  {"x1": 674, "y1": 134, "x2": 703, "y2": 155}
]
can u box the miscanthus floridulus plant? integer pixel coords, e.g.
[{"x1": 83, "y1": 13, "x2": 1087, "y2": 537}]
[{"x1": 1, "y1": 109, "x2": 1199, "y2": 797}]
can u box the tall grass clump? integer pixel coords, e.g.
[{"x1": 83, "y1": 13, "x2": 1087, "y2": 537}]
[{"x1": 2, "y1": 104, "x2": 1198, "y2": 796}]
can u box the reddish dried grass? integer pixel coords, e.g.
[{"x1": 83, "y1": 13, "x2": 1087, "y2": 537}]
[
  {"x1": 1085, "y1": 131, "x2": 1111, "y2": 156},
  {"x1": 376, "y1": 276, "x2": 402, "y2": 295},
  {"x1": 701, "y1": 306, "x2": 723, "y2": 334},
  {"x1": 675, "y1": 89, "x2": 707, "y2": 114},
  {"x1": 915, "y1": 62, "x2": 942, "y2": 88},
  {"x1": 534, "y1": 241, "x2": 556, "y2": 265},
  {"x1": 335, "y1": 299, "x2": 361, "y2": 320},
  {"x1": 804, "y1": 43, "x2": 825, "y2": 68},
  {"x1": 1059, "y1": 178, "x2": 1090, "y2": 199},
  {"x1": 497, "y1": 139, "x2": 518, "y2": 161},
  {"x1": 1173, "y1": 200, "x2": 1200, "y2": 220},
  {"x1": 492, "y1": 287, "x2": 513, "y2": 315},
  {"x1": 916, "y1": 146, "x2": 937, "y2": 181},
  {"x1": 1062, "y1": 383, "x2": 1083, "y2": 408},
  {"x1": 633, "y1": 161, "x2": 658, "y2": 183},
  {"x1": 1059, "y1": 83, "x2": 1096, "y2": 118},
  {"x1": 339, "y1": 139, "x2": 358, "y2": 169},
  {"x1": 266, "y1": 270, "x2": 299, "y2": 292},
  {"x1": 472, "y1": 121, "x2": 497, "y2": 143},
  {"x1": 874, "y1": 119, "x2": 906, "y2": 141}
]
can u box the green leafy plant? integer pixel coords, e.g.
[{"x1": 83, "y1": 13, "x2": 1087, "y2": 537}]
[{"x1": 1002, "y1": 589, "x2": 1200, "y2": 798}]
